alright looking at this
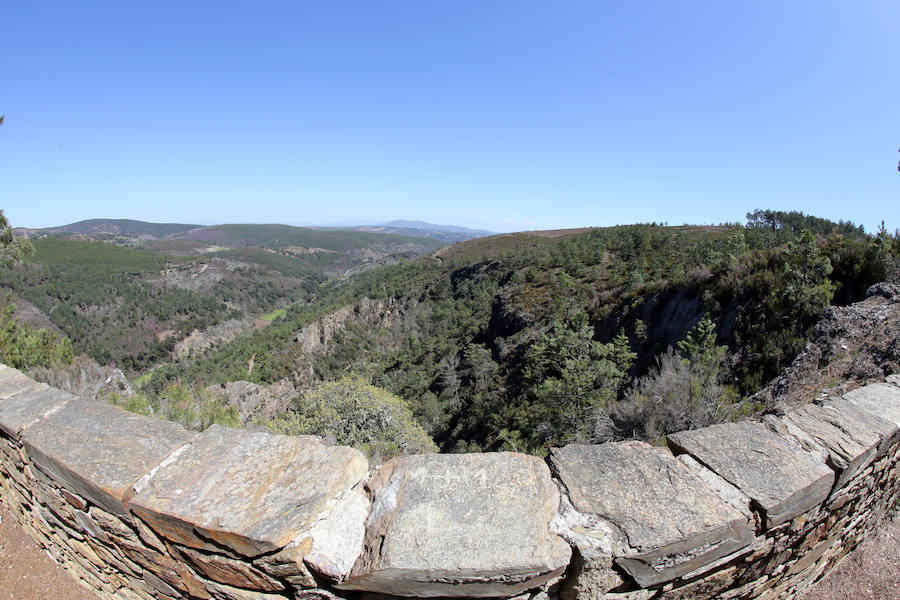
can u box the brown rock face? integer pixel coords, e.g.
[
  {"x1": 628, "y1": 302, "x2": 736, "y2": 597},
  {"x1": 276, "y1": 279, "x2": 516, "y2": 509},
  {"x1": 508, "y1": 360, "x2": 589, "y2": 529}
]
[
  {"x1": 129, "y1": 424, "x2": 368, "y2": 558},
  {"x1": 339, "y1": 452, "x2": 571, "y2": 598}
]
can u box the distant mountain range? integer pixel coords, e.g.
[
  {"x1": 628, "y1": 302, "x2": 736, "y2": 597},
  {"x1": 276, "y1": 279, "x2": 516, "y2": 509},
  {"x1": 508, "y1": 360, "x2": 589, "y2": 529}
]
[
  {"x1": 17, "y1": 218, "x2": 495, "y2": 245},
  {"x1": 315, "y1": 220, "x2": 495, "y2": 244}
]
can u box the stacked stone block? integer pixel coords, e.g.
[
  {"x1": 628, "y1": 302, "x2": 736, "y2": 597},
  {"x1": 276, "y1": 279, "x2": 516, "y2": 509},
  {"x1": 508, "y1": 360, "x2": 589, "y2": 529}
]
[{"x1": 1, "y1": 361, "x2": 899, "y2": 600}]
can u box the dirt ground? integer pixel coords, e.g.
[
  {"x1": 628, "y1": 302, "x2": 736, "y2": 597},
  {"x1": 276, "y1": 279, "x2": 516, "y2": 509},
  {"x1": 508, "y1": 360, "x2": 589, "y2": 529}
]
[
  {"x1": 0, "y1": 505, "x2": 897, "y2": 600},
  {"x1": 0, "y1": 507, "x2": 99, "y2": 600},
  {"x1": 797, "y1": 513, "x2": 900, "y2": 600}
]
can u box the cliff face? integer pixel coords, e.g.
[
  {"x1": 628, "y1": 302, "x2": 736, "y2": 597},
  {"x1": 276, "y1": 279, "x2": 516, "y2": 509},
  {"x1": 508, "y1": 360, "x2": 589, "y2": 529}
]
[{"x1": 293, "y1": 297, "x2": 405, "y2": 354}]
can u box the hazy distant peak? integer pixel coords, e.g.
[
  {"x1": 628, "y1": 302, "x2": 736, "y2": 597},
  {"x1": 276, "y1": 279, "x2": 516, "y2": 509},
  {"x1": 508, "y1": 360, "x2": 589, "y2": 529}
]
[{"x1": 381, "y1": 220, "x2": 495, "y2": 235}]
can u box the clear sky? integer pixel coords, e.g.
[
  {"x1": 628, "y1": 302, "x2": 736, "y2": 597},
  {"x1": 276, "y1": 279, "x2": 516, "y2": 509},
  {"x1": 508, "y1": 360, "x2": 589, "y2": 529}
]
[{"x1": 2, "y1": 1, "x2": 898, "y2": 233}]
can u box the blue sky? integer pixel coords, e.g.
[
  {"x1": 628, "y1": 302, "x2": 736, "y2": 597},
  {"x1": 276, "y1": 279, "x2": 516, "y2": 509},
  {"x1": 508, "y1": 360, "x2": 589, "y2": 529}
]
[{"x1": 2, "y1": 1, "x2": 898, "y2": 233}]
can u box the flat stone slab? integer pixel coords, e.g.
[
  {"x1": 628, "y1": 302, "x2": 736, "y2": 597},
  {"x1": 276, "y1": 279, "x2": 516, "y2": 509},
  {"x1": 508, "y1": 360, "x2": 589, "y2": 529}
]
[
  {"x1": 778, "y1": 399, "x2": 897, "y2": 490},
  {"x1": 843, "y1": 383, "x2": 900, "y2": 428},
  {"x1": 339, "y1": 452, "x2": 571, "y2": 598},
  {"x1": 21, "y1": 400, "x2": 197, "y2": 517},
  {"x1": 129, "y1": 424, "x2": 368, "y2": 558},
  {"x1": 550, "y1": 442, "x2": 754, "y2": 586},
  {"x1": 0, "y1": 365, "x2": 49, "y2": 403},
  {"x1": 668, "y1": 422, "x2": 834, "y2": 528},
  {"x1": 0, "y1": 385, "x2": 75, "y2": 438},
  {"x1": 0, "y1": 364, "x2": 33, "y2": 387}
]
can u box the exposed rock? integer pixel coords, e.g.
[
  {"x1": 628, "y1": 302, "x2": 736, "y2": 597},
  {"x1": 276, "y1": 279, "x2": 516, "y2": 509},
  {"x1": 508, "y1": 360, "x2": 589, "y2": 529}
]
[
  {"x1": 254, "y1": 538, "x2": 317, "y2": 589},
  {"x1": 0, "y1": 386, "x2": 73, "y2": 438},
  {"x1": 775, "y1": 399, "x2": 891, "y2": 489},
  {"x1": 750, "y1": 284, "x2": 900, "y2": 411},
  {"x1": 203, "y1": 580, "x2": 290, "y2": 600},
  {"x1": 129, "y1": 425, "x2": 368, "y2": 558},
  {"x1": 171, "y1": 543, "x2": 285, "y2": 592},
  {"x1": 304, "y1": 488, "x2": 370, "y2": 583},
  {"x1": 668, "y1": 422, "x2": 834, "y2": 528},
  {"x1": 204, "y1": 379, "x2": 298, "y2": 424},
  {"x1": 21, "y1": 399, "x2": 197, "y2": 517},
  {"x1": 550, "y1": 442, "x2": 754, "y2": 586},
  {"x1": 0, "y1": 370, "x2": 48, "y2": 402},
  {"x1": 843, "y1": 382, "x2": 900, "y2": 427},
  {"x1": 340, "y1": 452, "x2": 571, "y2": 597},
  {"x1": 294, "y1": 297, "x2": 404, "y2": 354}
]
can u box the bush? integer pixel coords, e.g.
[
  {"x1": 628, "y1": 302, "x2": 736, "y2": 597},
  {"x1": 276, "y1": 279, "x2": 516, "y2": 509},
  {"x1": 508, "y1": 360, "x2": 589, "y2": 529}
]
[
  {"x1": 266, "y1": 377, "x2": 437, "y2": 458},
  {"x1": 0, "y1": 295, "x2": 74, "y2": 371}
]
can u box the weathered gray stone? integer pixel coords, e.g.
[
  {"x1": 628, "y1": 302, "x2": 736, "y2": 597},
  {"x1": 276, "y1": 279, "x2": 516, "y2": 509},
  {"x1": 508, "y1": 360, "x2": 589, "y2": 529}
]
[
  {"x1": 0, "y1": 386, "x2": 73, "y2": 438},
  {"x1": 143, "y1": 571, "x2": 182, "y2": 598},
  {"x1": 74, "y1": 509, "x2": 110, "y2": 542},
  {"x1": 0, "y1": 366, "x2": 47, "y2": 401},
  {"x1": 21, "y1": 400, "x2": 197, "y2": 517},
  {"x1": 844, "y1": 383, "x2": 900, "y2": 427},
  {"x1": 89, "y1": 505, "x2": 139, "y2": 542},
  {"x1": 0, "y1": 363, "x2": 30, "y2": 384},
  {"x1": 303, "y1": 487, "x2": 370, "y2": 583},
  {"x1": 130, "y1": 425, "x2": 368, "y2": 558},
  {"x1": 777, "y1": 400, "x2": 891, "y2": 490},
  {"x1": 339, "y1": 452, "x2": 571, "y2": 598},
  {"x1": 885, "y1": 374, "x2": 900, "y2": 387},
  {"x1": 550, "y1": 442, "x2": 753, "y2": 586},
  {"x1": 823, "y1": 397, "x2": 900, "y2": 455},
  {"x1": 668, "y1": 422, "x2": 834, "y2": 528}
]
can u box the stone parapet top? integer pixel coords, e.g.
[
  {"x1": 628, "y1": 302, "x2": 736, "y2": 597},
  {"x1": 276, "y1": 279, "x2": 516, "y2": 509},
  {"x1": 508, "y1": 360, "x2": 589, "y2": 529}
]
[{"x1": 1, "y1": 362, "x2": 899, "y2": 600}]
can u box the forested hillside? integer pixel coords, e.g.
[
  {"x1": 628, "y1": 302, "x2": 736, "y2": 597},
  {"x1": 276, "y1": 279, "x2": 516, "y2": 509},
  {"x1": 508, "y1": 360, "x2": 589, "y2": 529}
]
[
  {"x1": 142, "y1": 211, "x2": 899, "y2": 454},
  {"x1": 0, "y1": 223, "x2": 441, "y2": 372}
]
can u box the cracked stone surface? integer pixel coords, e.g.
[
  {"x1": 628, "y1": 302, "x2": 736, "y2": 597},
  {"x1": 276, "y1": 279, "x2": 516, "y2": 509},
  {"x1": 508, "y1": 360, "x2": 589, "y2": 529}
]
[
  {"x1": 668, "y1": 422, "x2": 834, "y2": 529},
  {"x1": 843, "y1": 383, "x2": 900, "y2": 428},
  {"x1": 0, "y1": 386, "x2": 74, "y2": 438},
  {"x1": 340, "y1": 452, "x2": 571, "y2": 597},
  {"x1": 550, "y1": 442, "x2": 754, "y2": 586},
  {"x1": 776, "y1": 399, "x2": 893, "y2": 490},
  {"x1": 129, "y1": 425, "x2": 368, "y2": 558},
  {"x1": 21, "y1": 400, "x2": 197, "y2": 517}
]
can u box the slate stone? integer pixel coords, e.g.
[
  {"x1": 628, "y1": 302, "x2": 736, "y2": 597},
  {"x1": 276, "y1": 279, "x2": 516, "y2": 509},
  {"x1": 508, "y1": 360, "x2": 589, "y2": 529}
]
[
  {"x1": 21, "y1": 399, "x2": 197, "y2": 517},
  {"x1": 843, "y1": 383, "x2": 900, "y2": 427},
  {"x1": 550, "y1": 442, "x2": 754, "y2": 586},
  {"x1": 778, "y1": 399, "x2": 896, "y2": 490},
  {"x1": 0, "y1": 372, "x2": 49, "y2": 404},
  {"x1": 339, "y1": 452, "x2": 571, "y2": 598},
  {"x1": 0, "y1": 386, "x2": 74, "y2": 438},
  {"x1": 129, "y1": 424, "x2": 368, "y2": 558},
  {"x1": 303, "y1": 488, "x2": 370, "y2": 583},
  {"x1": 171, "y1": 544, "x2": 285, "y2": 592},
  {"x1": 668, "y1": 422, "x2": 834, "y2": 529},
  {"x1": 0, "y1": 364, "x2": 37, "y2": 391}
]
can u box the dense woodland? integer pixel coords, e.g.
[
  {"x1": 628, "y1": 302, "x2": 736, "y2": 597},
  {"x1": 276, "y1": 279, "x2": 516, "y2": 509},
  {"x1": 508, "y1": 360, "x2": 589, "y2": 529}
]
[{"x1": 2, "y1": 210, "x2": 898, "y2": 456}]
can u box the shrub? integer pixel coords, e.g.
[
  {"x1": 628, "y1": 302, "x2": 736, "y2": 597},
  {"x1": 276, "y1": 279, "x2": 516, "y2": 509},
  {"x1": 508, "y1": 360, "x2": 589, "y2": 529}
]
[{"x1": 266, "y1": 377, "x2": 437, "y2": 458}]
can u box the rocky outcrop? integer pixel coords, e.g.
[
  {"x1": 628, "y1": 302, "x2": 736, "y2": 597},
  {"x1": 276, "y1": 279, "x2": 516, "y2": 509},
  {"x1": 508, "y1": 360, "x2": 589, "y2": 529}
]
[
  {"x1": 204, "y1": 379, "x2": 298, "y2": 424},
  {"x1": 294, "y1": 298, "x2": 404, "y2": 354},
  {"x1": 1, "y1": 363, "x2": 899, "y2": 600},
  {"x1": 750, "y1": 283, "x2": 900, "y2": 411}
]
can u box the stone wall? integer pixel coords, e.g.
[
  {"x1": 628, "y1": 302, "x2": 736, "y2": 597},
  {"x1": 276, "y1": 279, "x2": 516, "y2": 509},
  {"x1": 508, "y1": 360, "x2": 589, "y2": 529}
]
[{"x1": 1, "y1": 363, "x2": 898, "y2": 600}]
